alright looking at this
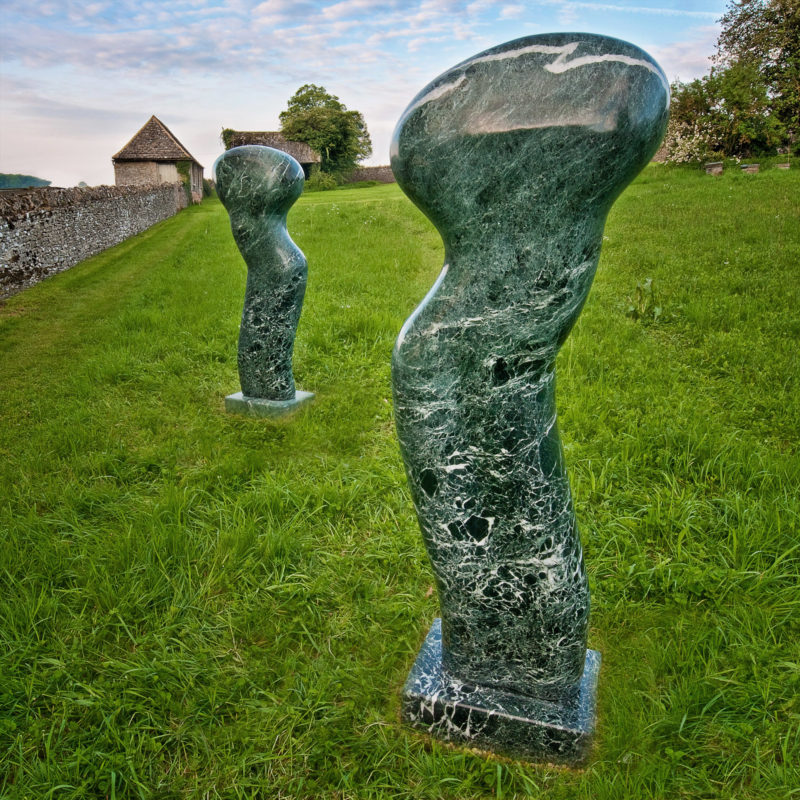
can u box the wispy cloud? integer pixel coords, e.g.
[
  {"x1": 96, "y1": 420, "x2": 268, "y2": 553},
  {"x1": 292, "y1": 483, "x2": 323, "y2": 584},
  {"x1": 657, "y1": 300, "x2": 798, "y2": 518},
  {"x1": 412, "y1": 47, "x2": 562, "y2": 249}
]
[
  {"x1": 322, "y1": 0, "x2": 399, "y2": 20},
  {"x1": 558, "y1": 2, "x2": 720, "y2": 18},
  {"x1": 500, "y1": 4, "x2": 525, "y2": 19},
  {"x1": 648, "y1": 24, "x2": 719, "y2": 81}
]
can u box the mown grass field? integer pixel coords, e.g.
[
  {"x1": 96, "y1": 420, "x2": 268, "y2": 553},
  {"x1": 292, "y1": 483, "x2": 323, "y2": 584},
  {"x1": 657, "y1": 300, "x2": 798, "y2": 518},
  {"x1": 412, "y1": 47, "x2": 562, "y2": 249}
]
[{"x1": 1, "y1": 165, "x2": 799, "y2": 799}]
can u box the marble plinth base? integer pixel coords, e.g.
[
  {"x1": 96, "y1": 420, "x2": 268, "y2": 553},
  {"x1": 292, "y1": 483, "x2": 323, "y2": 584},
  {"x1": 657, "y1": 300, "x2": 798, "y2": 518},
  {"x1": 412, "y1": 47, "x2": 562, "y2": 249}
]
[
  {"x1": 225, "y1": 390, "x2": 314, "y2": 418},
  {"x1": 402, "y1": 619, "x2": 600, "y2": 766}
]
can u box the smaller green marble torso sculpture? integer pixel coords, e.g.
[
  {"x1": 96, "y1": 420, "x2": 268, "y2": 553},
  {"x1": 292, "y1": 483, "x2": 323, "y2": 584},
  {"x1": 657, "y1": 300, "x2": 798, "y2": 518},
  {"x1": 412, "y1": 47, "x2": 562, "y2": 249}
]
[{"x1": 215, "y1": 146, "x2": 313, "y2": 417}]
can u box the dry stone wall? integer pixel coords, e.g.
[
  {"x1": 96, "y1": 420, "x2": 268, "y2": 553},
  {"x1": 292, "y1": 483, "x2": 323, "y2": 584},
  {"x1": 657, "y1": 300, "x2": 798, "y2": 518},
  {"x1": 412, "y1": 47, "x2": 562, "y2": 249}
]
[
  {"x1": 0, "y1": 182, "x2": 188, "y2": 298},
  {"x1": 345, "y1": 165, "x2": 395, "y2": 183}
]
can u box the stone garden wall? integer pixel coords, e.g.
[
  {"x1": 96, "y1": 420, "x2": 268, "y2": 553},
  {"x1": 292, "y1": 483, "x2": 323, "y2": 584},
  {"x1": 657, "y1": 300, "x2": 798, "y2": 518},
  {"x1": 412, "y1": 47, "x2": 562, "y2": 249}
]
[
  {"x1": 345, "y1": 165, "x2": 395, "y2": 183},
  {"x1": 0, "y1": 182, "x2": 188, "y2": 298}
]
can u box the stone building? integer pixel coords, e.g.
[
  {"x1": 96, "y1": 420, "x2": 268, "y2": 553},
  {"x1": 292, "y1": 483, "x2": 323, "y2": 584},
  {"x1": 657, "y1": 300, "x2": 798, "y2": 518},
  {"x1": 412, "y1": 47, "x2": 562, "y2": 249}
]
[
  {"x1": 113, "y1": 116, "x2": 204, "y2": 203},
  {"x1": 223, "y1": 131, "x2": 321, "y2": 177}
]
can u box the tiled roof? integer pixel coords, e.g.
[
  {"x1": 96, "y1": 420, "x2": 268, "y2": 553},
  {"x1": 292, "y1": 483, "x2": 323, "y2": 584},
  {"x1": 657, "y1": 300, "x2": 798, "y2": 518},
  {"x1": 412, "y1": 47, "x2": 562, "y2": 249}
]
[
  {"x1": 226, "y1": 131, "x2": 321, "y2": 163},
  {"x1": 113, "y1": 116, "x2": 202, "y2": 167}
]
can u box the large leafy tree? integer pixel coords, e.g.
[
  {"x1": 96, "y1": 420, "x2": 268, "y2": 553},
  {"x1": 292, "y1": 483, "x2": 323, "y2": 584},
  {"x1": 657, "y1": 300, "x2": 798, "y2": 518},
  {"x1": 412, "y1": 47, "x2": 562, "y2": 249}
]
[
  {"x1": 715, "y1": 0, "x2": 800, "y2": 134},
  {"x1": 664, "y1": 0, "x2": 798, "y2": 161},
  {"x1": 712, "y1": 60, "x2": 786, "y2": 153},
  {"x1": 279, "y1": 84, "x2": 372, "y2": 175}
]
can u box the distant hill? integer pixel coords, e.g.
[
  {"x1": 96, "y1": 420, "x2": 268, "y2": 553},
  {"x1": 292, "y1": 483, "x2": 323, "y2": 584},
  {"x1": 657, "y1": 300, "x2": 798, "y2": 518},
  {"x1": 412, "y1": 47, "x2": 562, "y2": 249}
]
[{"x1": 0, "y1": 174, "x2": 51, "y2": 189}]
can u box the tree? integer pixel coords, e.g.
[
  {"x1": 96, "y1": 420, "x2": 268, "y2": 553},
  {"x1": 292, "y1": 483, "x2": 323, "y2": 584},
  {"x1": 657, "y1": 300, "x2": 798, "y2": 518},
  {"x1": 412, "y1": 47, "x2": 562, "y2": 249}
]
[
  {"x1": 663, "y1": 78, "x2": 718, "y2": 162},
  {"x1": 664, "y1": 0, "x2": 797, "y2": 161},
  {"x1": 279, "y1": 84, "x2": 372, "y2": 175},
  {"x1": 715, "y1": 0, "x2": 799, "y2": 147},
  {"x1": 711, "y1": 59, "x2": 785, "y2": 154},
  {"x1": 0, "y1": 173, "x2": 50, "y2": 189}
]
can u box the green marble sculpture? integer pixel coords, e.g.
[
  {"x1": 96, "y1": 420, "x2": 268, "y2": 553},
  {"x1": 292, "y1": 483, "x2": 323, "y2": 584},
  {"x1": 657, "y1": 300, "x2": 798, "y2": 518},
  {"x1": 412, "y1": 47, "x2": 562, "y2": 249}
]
[
  {"x1": 391, "y1": 33, "x2": 669, "y2": 763},
  {"x1": 214, "y1": 146, "x2": 313, "y2": 417}
]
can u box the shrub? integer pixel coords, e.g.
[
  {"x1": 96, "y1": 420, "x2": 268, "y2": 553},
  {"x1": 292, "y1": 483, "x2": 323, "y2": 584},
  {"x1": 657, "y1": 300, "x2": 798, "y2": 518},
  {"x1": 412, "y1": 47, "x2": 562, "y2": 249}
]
[
  {"x1": 339, "y1": 180, "x2": 381, "y2": 190},
  {"x1": 220, "y1": 128, "x2": 236, "y2": 150},
  {"x1": 304, "y1": 166, "x2": 338, "y2": 192},
  {"x1": 175, "y1": 161, "x2": 192, "y2": 203},
  {"x1": 663, "y1": 119, "x2": 718, "y2": 164}
]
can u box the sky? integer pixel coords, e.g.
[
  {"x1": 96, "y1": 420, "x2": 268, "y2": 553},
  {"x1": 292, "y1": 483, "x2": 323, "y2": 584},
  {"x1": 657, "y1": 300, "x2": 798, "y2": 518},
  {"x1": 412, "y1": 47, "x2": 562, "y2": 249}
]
[{"x1": 1, "y1": 0, "x2": 729, "y2": 187}]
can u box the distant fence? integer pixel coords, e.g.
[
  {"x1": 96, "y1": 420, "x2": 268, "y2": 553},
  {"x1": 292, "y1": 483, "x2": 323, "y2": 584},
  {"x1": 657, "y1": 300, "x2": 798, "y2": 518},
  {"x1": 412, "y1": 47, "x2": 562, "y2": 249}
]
[
  {"x1": 344, "y1": 166, "x2": 395, "y2": 184},
  {"x1": 0, "y1": 182, "x2": 188, "y2": 298}
]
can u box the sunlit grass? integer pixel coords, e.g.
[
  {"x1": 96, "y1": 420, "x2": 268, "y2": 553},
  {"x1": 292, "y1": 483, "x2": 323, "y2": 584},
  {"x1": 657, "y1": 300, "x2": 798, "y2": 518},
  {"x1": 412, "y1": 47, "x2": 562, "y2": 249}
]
[{"x1": 1, "y1": 165, "x2": 798, "y2": 798}]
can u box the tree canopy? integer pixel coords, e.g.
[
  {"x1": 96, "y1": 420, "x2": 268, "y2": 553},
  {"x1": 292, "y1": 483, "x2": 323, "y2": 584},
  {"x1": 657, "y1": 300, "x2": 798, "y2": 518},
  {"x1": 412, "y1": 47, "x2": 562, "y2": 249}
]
[
  {"x1": 716, "y1": 0, "x2": 799, "y2": 130},
  {"x1": 664, "y1": 0, "x2": 798, "y2": 162},
  {"x1": 0, "y1": 174, "x2": 50, "y2": 189},
  {"x1": 279, "y1": 84, "x2": 372, "y2": 175}
]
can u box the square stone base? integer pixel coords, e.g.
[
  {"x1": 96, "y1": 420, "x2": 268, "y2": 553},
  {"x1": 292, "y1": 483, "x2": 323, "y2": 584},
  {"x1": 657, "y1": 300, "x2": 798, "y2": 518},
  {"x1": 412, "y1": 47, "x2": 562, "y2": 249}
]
[
  {"x1": 402, "y1": 619, "x2": 600, "y2": 766},
  {"x1": 224, "y1": 390, "x2": 314, "y2": 418}
]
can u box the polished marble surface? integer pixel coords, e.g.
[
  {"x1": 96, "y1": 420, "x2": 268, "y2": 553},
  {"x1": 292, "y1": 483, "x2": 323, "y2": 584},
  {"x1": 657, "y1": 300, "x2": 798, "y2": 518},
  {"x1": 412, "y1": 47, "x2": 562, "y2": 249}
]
[
  {"x1": 215, "y1": 145, "x2": 309, "y2": 403},
  {"x1": 404, "y1": 619, "x2": 601, "y2": 764},
  {"x1": 391, "y1": 33, "x2": 668, "y2": 761},
  {"x1": 224, "y1": 390, "x2": 314, "y2": 419}
]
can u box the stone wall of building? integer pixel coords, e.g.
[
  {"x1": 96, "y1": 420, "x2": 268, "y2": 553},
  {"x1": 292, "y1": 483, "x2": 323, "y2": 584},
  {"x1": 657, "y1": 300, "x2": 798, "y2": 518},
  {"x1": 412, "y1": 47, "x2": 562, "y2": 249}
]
[
  {"x1": 114, "y1": 161, "x2": 161, "y2": 186},
  {"x1": 344, "y1": 165, "x2": 396, "y2": 184},
  {"x1": 0, "y1": 182, "x2": 188, "y2": 298}
]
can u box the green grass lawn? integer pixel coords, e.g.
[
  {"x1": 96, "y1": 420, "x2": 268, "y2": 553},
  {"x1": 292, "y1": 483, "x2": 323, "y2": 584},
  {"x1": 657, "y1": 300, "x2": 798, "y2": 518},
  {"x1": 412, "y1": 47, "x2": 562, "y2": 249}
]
[{"x1": 1, "y1": 165, "x2": 798, "y2": 799}]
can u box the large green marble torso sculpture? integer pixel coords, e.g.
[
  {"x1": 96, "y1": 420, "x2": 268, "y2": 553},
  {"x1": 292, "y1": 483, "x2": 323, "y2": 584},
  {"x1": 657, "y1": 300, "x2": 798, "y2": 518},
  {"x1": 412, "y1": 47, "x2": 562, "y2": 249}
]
[
  {"x1": 215, "y1": 146, "x2": 313, "y2": 417},
  {"x1": 392, "y1": 33, "x2": 668, "y2": 763}
]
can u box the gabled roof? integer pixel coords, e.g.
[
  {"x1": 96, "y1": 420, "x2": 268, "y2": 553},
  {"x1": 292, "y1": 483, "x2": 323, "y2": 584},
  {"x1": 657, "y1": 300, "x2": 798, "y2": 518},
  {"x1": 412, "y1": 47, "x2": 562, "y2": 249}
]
[
  {"x1": 113, "y1": 115, "x2": 203, "y2": 167},
  {"x1": 225, "y1": 131, "x2": 320, "y2": 164}
]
